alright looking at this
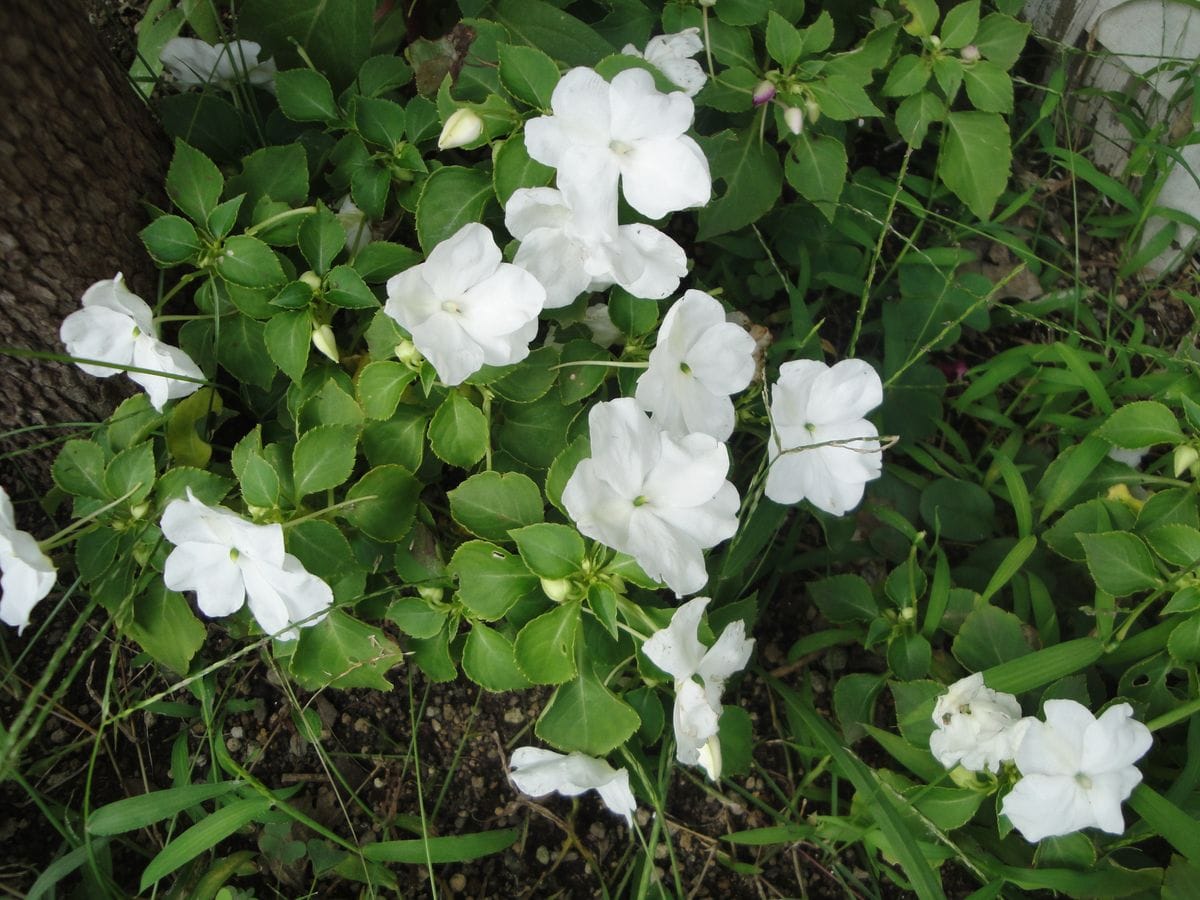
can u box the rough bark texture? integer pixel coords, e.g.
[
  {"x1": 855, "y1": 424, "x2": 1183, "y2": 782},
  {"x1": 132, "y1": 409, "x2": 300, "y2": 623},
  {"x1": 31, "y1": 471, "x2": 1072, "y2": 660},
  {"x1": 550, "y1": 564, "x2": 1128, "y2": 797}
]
[{"x1": 0, "y1": 0, "x2": 168, "y2": 495}]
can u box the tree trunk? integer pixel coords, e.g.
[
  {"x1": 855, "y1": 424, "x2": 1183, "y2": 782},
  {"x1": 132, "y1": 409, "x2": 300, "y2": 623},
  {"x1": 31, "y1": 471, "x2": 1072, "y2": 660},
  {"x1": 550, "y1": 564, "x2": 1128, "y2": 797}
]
[{"x1": 0, "y1": 0, "x2": 168, "y2": 496}]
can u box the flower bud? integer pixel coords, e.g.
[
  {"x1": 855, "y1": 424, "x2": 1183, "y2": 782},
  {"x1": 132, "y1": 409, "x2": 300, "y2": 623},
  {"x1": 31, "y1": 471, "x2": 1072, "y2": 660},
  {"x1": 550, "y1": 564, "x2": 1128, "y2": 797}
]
[
  {"x1": 697, "y1": 734, "x2": 722, "y2": 781},
  {"x1": 960, "y1": 44, "x2": 981, "y2": 62},
  {"x1": 929, "y1": 34, "x2": 942, "y2": 49},
  {"x1": 417, "y1": 585, "x2": 445, "y2": 604},
  {"x1": 805, "y1": 98, "x2": 821, "y2": 124},
  {"x1": 299, "y1": 270, "x2": 322, "y2": 291},
  {"x1": 698, "y1": 0, "x2": 716, "y2": 7},
  {"x1": 752, "y1": 80, "x2": 776, "y2": 106},
  {"x1": 1175, "y1": 445, "x2": 1200, "y2": 478},
  {"x1": 394, "y1": 339, "x2": 423, "y2": 368},
  {"x1": 437, "y1": 108, "x2": 484, "y2": 150},
  {"x1": 311, "y1": 324, "x2": 339, "y2": 363},
  {"x1": 132, "y1": 544, "x2": 150, "y2": 566},
  {"x1": 783, "y1": 106, "x2": 804, "y2": 135},
  {"x1": 130, "y1": 502, "x2": 150, "y2": 520},
  {"x1": 540, "y1": 577, "x2": 572, "y2": 603}
]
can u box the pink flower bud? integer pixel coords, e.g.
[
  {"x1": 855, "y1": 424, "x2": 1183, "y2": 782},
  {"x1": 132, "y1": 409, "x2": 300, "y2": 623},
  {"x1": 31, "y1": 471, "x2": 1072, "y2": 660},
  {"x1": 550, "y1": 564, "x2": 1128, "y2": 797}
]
[{"x1": 752, "y1": 80, "x2": 776, "y2": 106}]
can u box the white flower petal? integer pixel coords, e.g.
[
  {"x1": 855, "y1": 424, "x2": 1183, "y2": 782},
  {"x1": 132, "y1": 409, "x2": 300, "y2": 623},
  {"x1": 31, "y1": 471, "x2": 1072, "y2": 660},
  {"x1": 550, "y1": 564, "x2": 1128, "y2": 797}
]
[
  {"x1": 504, "y1": 187, "x2": 572, "y2": 240},
  {"x1": 807, "y1": 359, "x2": 884, "y2": 425},
  {"x1": 1002, "y1": 774, "x2": 1095, "y2": 842},
  {"x1": 513, "y1": 228, "x2": 594, "y2": 310},
  {"x1": 628, "y1": 509, "x2": 709, "y2": 596},
  {"x1": 673, "y1": 678, "x2": 720, "y2": 765},
  {"x1": 409, "y1": 311, "x2": 486, "y2": 387},
  {"x1": 240, "y1": 554, "x2": 332, "y2": 641},
  {"x1": 609, "y1": 68, "x2": 694, "y2": 143},
  {"x1": 509, "y1": 746, "x2": 635, "y2": 825},
  {"x1": 642, "y1": 596, "x2": 710, "y2": 679},
  {"x1": 60, "y1": 305, "x2": 137, "y2": 377},
  {"x1": 423, "y1": 223, "x2": 502, "y2": 299},
  {"x1": 594, "y1": 768, "x2": 637, "y2": 826},
  {"x1": 697, "y1": 619, "x2": 754, "y2": 686},
  {"x1": 619, "y1": 136, "x2": 711, "y2": 220},
  {"x1": 130, "y1": 336, "x2": 204, "y2": 411},
  {"x1": 0, "y1": 515, "x2": 56, "y2": 635},
  {"x1": 586, "y1": 399, "x2": 660, "y2": 500},
  {"x1": 610, "y1": 224, "x2": 687, "y2": 300},
  {"x1": 1079, "y1": 703, "x2": 1153, "y2": 774},
  {"x1": 644, "y1": 431, "x2": 729, "y2": 509},
  {"x1": 164, "y1": 543, "x2": 246, "y2": 618}
]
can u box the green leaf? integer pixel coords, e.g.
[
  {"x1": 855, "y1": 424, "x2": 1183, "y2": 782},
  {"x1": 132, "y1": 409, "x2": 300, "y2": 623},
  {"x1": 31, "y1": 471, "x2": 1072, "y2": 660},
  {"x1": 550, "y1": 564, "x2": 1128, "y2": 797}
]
[
  {"x1": 1098, "y1": 401, "x2": 1184, "y2": 448},
  {"x1": 206, "y1": 195, "x2": 244, "y2": 239},
  {"x1": 490, "y1": 345, "x2": 559, "y2": 403},
  {"x1": 963, "y1": 60, "x2": 1013, "y2": 113},
  {"x1": 355, "y1": 96, "x2": 407, "y2": 148},
  {"x1": 159, "y1": 93, "x2": 248, "y2": 163},
  {"x1": 351, "y1": 163, "x2": 390, "y2": 219},
  {"x1": 463, "y1": 624, "x2": 533, "y2": 691},
  {"x1": 240, "y1": 454, "x2": 281, "y2": 508},
  {"x1": 415, "y1": 166, "x2": 495, "y2": 254},
  {"x1": 88, "y1": 782, "x2": 242, "y2": 835},
  {"x1": 362, "y1": 407, "x2": 426, "y2": 471},
  {"x1": 290, "y1": 610, "x2": 403, "y2": 690},
  {"x1": 353, "y1": 241, "x2": 423, "y2": 283},
  {"x1": 53, "y1": 440, "x2": 108, "y2": 499},
  {"x1": 1037, "y1": 435, "x2": 1112, "y2": 522},
  {"x1": 714, "y1": 0, "x2": 768, "y2": 26},
  {"x1": 229, "y1": 144, "x2": 310, "y2": 209},
  {"x1": 510, "y1": 523, "x2": 585, "y2": 579},
  {"x1": 497, "y1": 392, "x2": 577, "y2": 468},
  {"x1": 492, "y1": 135, "x2": 556, "y2": 205},
  {"x1": 140, "y1": 798, "x2": 272, "y2": 890},
  {"x1": 449, "y1": 541, "x2": 539, "y2": 620},
  {"x1": 287, "y1": 520, "x2": 358, "y2": 582},
  {"x1": 140, "y1": 215, "x2": 199, "y2": 265},
  {"x1": 808, "y1": 74, "x2": 882, "y2": 120},
  {"x1": 356, "y1": 55, "x2": 413, "y2": 97},
  {"x1": 386, "y1": 597, "x2": 446, "y2": 638},
  {"x1": 938, "y1": 110, "x2": 1011, "y2": 220},
  {"x1": 344, "y1": 465, "x2": 419, "y2": 542},
  {"x1": 105, "y1": 441, "x2": 155, "y2": 504},
  {"x1": 896, "y1": 91, "x2": 943, "y2": 150},
  {"x1": 498, "y1": 43, "x2": 560, "y2": 108},
  {"x1": 920, "y1": 477, "x2": 996, "y2": 541},
  {"x1": 217, "y1": 236, "x2": 286, "y2": 288},
  {"x1": 155, "y1": 467, "x2": 230, "y2": 509},
  {"x1": 165, "y1": 139, "x2": 223, "y2": 224},
  {"x1": 1128, "y1": 785, "x2": 1200, "y2": 862},
  {"x1": 429, "y1": 392, "x2": 489, "y2": 468},
  {"x1": 785, "y1": 133, "x2": 847, "y2": 219},
  {"x1": 356, "y1": 361, "x2": 414, "y2": 420},
  {"x1": 535, "y1": 668, "x2": 641, "y2": 754},
  {"x1": 1144, "y1": 524, "x2": 1200, "y2": 567},
  {"x1": 361, "y1": 829, "x2": 518, "y2": 864},
  {"x1": 557, "y1": 340, "x2": 610, "y2": 404},
  {"x1": 448, "y1": 471, "x2": 544, "y2": 543},
  {"x1": 264, "y1": 309, "x2": 312, "y2": 383},
  {"x1": 952, "y1": 604, "x2": 1033, "y2": 670},
  {"x1": 213, "y1": 315, "x2": 276, "y2": 389},
  {"x1": 324, "y1": 264, "x2": 379, "y2": 309},
  {"x1": 515, "y1": 601, "x2": 580, "y2": 684},
  {"x1": 765, "y1": 12, "x2": 804, "y2": 69},
  {"x1": 974, "y1": 13, "x2": 1029, "y2": 70},
  {"x1": 491, "y1": 0, "x2": 613, "y2": 67},
  {"x1": 902, "y1": 0, "x2": 940, "y2": 37},
  {"x1": 238, "y1": 0, "x2": 373, "y2": 91},
  {"x1": 275, "y1": 68, "x2": 337, "y2": 122},
  {"x1": 983, "y1": 637, "x2": 1103, "y2": 695},
  {"x1": 1168, "y1": 612, "x2": 1200, "y2": 663},
  {"x1": 608, "y1": 288, "x2": 658, "y2": 338},
  {"x1": 809, "y1": 574, "x2": 878, "y2": 624},
  {"x1": 1079, "y1": 532, "x2": 1162, "y2": 597},
  {"x1": 298, "y1": 204, "x2": 346, "y2": 275},
  {"x1": 939, "y1": 0, "x2": 980, "y2": 48},
  {"x1": 888, "y1": 632, "x2": 932, "y2": 680},
  {"x1": 292, "y1": 425, "x2": 359, "y2": 498},
  {"x1": 833, "y1": 672, "x2": 885, "y2": 742},
  {"x1": 127, "y1": 583, "x2": 207, "y2": 675},
  {"x1": 882, "y1": 54, "x2": 931, "y2": 97},
  {"x1": 698, "y1": 129, "x2": 782, "y2": 239}
]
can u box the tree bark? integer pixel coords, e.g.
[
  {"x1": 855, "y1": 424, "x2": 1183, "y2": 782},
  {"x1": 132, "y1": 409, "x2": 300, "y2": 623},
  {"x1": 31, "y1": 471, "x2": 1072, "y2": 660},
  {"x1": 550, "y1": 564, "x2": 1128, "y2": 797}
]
[{"x1": 0, "y1": 0, "x2": 168, "y2": 496}]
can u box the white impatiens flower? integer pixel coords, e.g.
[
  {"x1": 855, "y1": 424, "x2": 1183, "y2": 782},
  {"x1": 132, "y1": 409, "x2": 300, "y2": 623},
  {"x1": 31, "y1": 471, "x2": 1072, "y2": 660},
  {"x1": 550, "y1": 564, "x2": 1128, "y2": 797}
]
[
  {"x1": 765, "y1": 359, "x2": 884, "y2": 516},
  {"x1": 161, "y1": 490, "x2": 332, "y2": 641},
  {"x1": 1001, "y1": 700, "x2": 1153, "y2": 843},
  {"x1": 524, "y1": 67, "x2": 711, "y2": 226},
  {"x1": 562, "y1": 399, "x2": 739, "y2": 597},
  {"x1": 504, "y1": 187, "x2": 686, "y2": 309},
  {"x1": 60, "y1": 274, "x2": 205, "y2": 412},
  {"x1": 642, "y1": 596, "x2": 754, "y2": 779},
  {"x1": 335, "y1": 196, "x2": 373, "y2": 256},
  {"x1": 160, "y1": 38, "x2": 277, "y2": 92},
  {"x1": 929, "y1": 673, "x2": 1031, "y2": 773},
  {"x1": 383, "y1": 223, "x2": 546, "y2": 386},
  {"x1": 0, "y1": 486, "x2": 56, "y2": 635},
  {"x1": 509, "y1": 747, "x2": 637, "y2": 826},
  {"x1": 621, "y1": 28, "x2": 707, "y2": 97},
  {"x1": 635, "y1": 290, "x2": 757, "y2": 441}
]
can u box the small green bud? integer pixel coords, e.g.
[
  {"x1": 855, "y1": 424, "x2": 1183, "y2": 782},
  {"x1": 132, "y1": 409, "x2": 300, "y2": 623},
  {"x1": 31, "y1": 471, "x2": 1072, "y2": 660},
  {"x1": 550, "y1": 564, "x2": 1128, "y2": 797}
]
[
  {"x1": 395, "y1": 339, "x2": 423, "y2": 369},
  {"x1": 540, "y1": 577, "x2": 572, "y2": 603},
  {"x1": 417, "y1": 585, "x2": 445, "y2": 604},
  {"x1": 804, "y1": 98, "x2": 821, "y2": 124},
  {"x1": 130, "y1": 502, "x2": 150, "y2": 520},
  {"x1": 312, "y1": 324, "x2": 339, "y2": 363},
  {"x1": 299, "y1": 270, "x2": 322, "y2": 291},
  {"x1": 1175, "y1": 445, "x2": 1200, "y2": 478}
]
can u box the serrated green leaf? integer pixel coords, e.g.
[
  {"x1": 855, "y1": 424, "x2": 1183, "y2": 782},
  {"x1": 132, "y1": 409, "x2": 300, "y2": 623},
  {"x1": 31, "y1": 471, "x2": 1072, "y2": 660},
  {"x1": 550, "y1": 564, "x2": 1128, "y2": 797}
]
[
  {"x1": 105, "y1": 441, "x2": 155, "y2": 504},
  {"x1": 963, "y1": 60, "x2": 1013, "y2": 113},
  {"x1": 938, "y1": 110, "x2": 1011, "y2": 220},
  {"x1": 535, "y1": 668, "x2": 640, "y2": 754},
  {"x1": 290, "y1": 610, "x2": 403, "y2": 690},
  {"x1": 447, "y1": 471, "x2": 544, "y2": 542},
  {"x1": 939, "y1": 0, "x2": 980, "y2": 48},
  {"x1": 217, "y1": 236, "x2": 286, "y2": 288},
  {"x1": 463, "y1": 624, "x2": 533, "y2": 691},
  {"x1": 264, "y1": 310, "x2": 312, "y2": 383},
  {"x1": 344, "y1": 465, "x2": 419, "y2": 542},
  {"x1": 275, "y1": 68, "x2": 337, "y2": 122},
  {"x1": 1098, "y1": 401, "x2": 1183, "y2": 448},
  {"x1": 140, "y1": 215, "x2": 200, "y2": 265},
  {"x1": 292, "y1": 425, "x2": 359, "y2": 498},
  {"x1": 415, "y1": 166, "x2": 495, "y2": 254},
  {"x1": 166, "y1": 139, "x2": 223, "y2": 223},
  {"x1": 514, "y1": 601, "x2": 580, "y2": 684},
  {"x1": 498, "y1": 43, "x2": 560, "y2": 108},
  {"x1": 429, "y1": 391, "x2": 489, "y2": 468},
  {"x1": 510, "y1": 523, "x2": 585, "y2": 579},
  {"x1": 298, "y1": 203, "x2": 346, "y2": 275},
  {"x1": 1079, "y1": 532, "x2": 1162, "y2": 597},
  {"x1": 449, "y1": 541, "x2": 539, "y2": 620},
  {"x1": 53, "y1": 440, "x2": 108, "y2": 499}
]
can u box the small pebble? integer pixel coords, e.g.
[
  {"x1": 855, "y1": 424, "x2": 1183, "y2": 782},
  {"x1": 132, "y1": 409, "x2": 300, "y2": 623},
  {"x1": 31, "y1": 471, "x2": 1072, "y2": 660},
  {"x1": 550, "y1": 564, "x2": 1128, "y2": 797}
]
[
  {"x1": 536, "y1": 845, "x2": 550, "y2": 865},
  {"x1": 503, "y1": 708, "x2": 524, "y2": 724},
  {"x1": 449, "y1": 873, "x2": 467, "y2": 892},
  {"x1": 229, "y1": 726, "x2": 244, "y2": 739}
]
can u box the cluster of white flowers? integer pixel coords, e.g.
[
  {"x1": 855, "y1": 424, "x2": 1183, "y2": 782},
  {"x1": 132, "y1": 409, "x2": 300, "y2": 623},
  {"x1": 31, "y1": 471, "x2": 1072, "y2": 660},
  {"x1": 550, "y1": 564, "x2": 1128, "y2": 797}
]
[
  {"x1": 60, "y1": 275, "x2": 204, "y2": 412},
  {"x1": 160, "y1": 38, "x2": 276, "y2": 92},
  {"x1": 0, "y1": 486, "x2": 56, "y2": 635},
  {"x1": 930, "y1": 674, "x2": 1153, "y2": 843}
]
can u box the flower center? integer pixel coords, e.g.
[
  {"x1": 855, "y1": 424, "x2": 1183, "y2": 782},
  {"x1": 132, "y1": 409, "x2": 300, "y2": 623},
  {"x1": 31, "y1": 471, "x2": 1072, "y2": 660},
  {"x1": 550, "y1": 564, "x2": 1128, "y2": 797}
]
[
  {"x1": 633, "y1": 495, "x2": 649, "y2": 507},
  {"x1": 679, "y1": 361, "x2": 692, "y2": 375},
  {"x1": 805, "y1": 422, "x2": 817, "y2": 434},
  {"x1": 609, "y1": 139, "x2": 634, "y2": 156},
  {"x1": 1075, "y1": 773, "x2": 1093, "y2": 789},
  {"x1": 442, "y1": 300, "x2": 462, "y2": 315},
  {"x1": 229, "y1": 548, "x2": 240, "y2": 561},
  {"x1": 131, "y1": 326, "x2": 142, "y2": 338}
]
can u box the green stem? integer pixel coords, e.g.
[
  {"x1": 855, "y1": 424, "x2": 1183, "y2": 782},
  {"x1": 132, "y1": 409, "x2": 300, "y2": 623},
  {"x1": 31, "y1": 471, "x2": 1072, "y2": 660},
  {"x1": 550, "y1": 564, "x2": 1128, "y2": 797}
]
[
  {"x1": 156, "y1": 269, "x2": 206, "y2": 311},
  {"x1": 282, "y1": 494, "x2": 378, "y2": 529},
  {"x1": 1146, "y1": 697, "x2": 1200, "y2": 732},
  {"x1": 40, "y1": 485, "x2": 142, "y2": 551},
  {"x1": 549, "y1": 360, "x2": 648, "y2": 370},
  {"x1": 245, "y1": 205, "x2": 316, "y2": 237}
]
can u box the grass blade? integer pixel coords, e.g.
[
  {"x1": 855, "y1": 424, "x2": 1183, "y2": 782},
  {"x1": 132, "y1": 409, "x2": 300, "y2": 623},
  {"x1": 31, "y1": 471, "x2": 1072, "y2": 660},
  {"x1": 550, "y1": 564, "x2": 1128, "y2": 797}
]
[
  {"x1": 139, "y1": 797, "x2": 272, "y2": 891},
  {"x1": 87, "y1": 781, "x2": 242, "y2": 835},
  {"x1": 361, "y1": 828, "x2": 519, "y2": 863}
]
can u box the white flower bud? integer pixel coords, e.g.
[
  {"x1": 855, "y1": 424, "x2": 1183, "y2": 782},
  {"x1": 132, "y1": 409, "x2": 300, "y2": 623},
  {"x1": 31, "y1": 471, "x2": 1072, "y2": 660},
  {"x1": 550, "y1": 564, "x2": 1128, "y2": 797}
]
[
  {"x1": 437, "y1": 108, "x2": 484, "y2": 150},
  {"x1": 929, "y1": 673, "x2": 1029, "y2": 773},
  {"x1": 1175, "y1": 445, "x2": 1200, "y2": 478},
  {"x1": 960, "y1": 44, "x2": 981, "y2": 62},
  {"x1": 805, "y1": 98, "x2": 821, "y2": 124},
  {"x1": 698, "y1": 0, "x2": 717, "y2": 7},
  {"x1": 417, "y1": 585, "x2": 444, "y2": 604},
  {"x1": 929, "y1": 34, "x2": 942, "y2": 49},
  {"x1": 697, "y1": 734, "x2": 722, "y2": 781},
  {"x1": 783, "y1": 106, "x2": 804, "y2": 136},
  {"x1": 311, "y1": 324, "x2": 339, "y2": 363},
  {"x1": 298, "y1": 270, "x2": 322, "y2": 291},
  {"x1": 394, "y1": 339, "x2": 423, "y2": 368},
  {"x1": 540, "y1": 577, "x2": 572, "y2": 603}
]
